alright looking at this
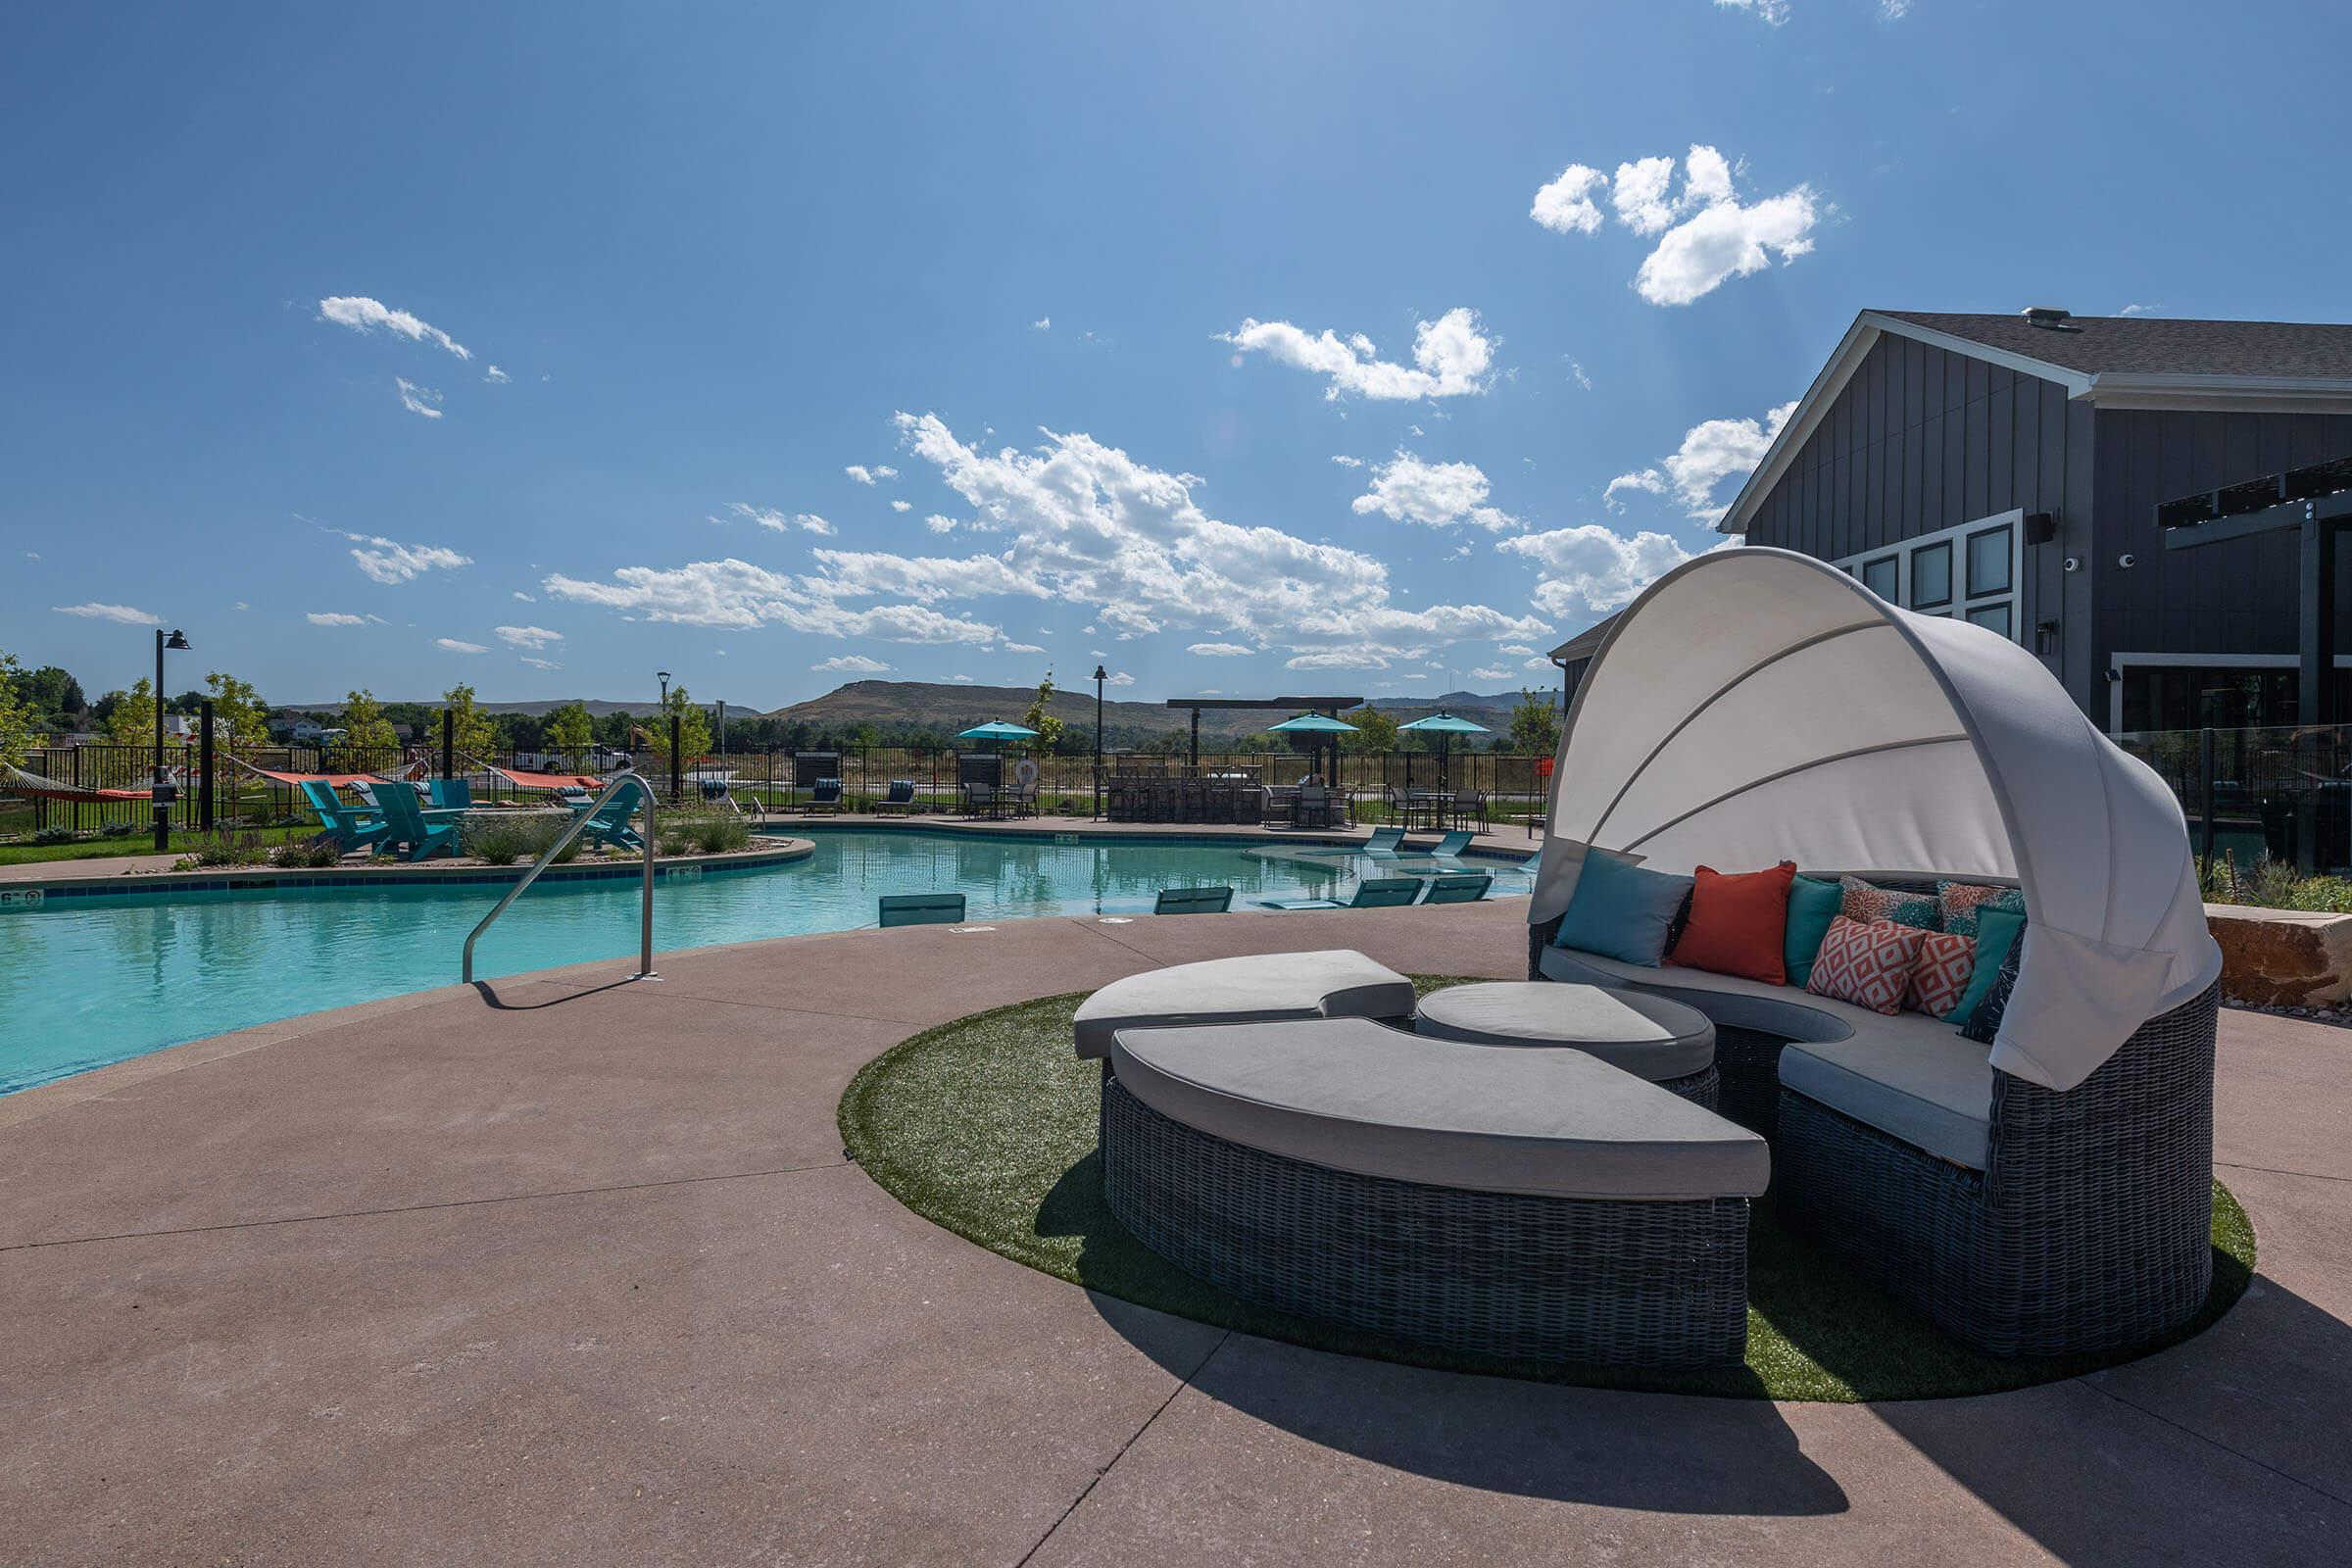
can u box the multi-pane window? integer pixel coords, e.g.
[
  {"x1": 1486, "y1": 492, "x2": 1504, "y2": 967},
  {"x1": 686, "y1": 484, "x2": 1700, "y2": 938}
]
[{"x1": 1837, "y1": 510, "x2": 2022, "y2": 644}]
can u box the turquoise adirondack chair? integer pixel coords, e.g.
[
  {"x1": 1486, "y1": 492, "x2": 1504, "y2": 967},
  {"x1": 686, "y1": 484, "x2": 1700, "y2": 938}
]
[
  {"x1": 369, "y1": 783, "x2": 461, "y2": 861},
  {"x1": 297, "y1": 779, "x2": 391, "y2": 857},
  {"x1": 1258, "y1": 876, "x2": 1423, "y2": 911},
  {"x1": 571, "y1": 793, "x2": 645, "y2": 852},
  {"x1": 427, "y1": 777, "x2": 473, "y2": 810}
]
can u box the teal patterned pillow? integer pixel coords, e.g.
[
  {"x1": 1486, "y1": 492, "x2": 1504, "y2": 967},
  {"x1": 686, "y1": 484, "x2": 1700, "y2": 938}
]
[
  {"x1": 1839, "y1": 875, "x2": 1939, "y2": 931},
  {"x1": 1938, "y1": 879, "x2": 2027, "y2": 938}
]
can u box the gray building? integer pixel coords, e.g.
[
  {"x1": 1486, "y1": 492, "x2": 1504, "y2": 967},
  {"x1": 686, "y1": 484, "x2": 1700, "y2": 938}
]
[{"x1": 1702, "y1": 309, "x2": 2352, "y2": 734}]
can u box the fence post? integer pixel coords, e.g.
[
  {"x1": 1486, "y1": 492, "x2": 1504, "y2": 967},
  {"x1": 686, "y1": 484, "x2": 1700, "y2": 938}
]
[
  {"x1": 2197, "y1": 727, "x2": 2215, "y2": 871},
  {"x1": 668, "y1": 714, "x2": 682, "y2": 803},
  {"x1": 441, "y1": 709, "x2": 455, "y2": 780},
  {"x1": 199, "y1": 701, "x2": 216, "y2": 831}
]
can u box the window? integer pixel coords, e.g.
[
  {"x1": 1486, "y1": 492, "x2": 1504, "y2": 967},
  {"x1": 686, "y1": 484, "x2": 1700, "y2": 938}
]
[{"x1": 1833, "y1": 510, "x2": 2023, "y2": 645}]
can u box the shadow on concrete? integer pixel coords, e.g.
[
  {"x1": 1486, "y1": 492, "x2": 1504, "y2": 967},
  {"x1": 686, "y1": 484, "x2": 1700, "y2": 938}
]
[
  {"x1": 470, "y1": 977, "x2": 644, "y2": 1011},
  {"x1": 1037, "y1": 1153, "x2": 1845, "y2": 1515}
]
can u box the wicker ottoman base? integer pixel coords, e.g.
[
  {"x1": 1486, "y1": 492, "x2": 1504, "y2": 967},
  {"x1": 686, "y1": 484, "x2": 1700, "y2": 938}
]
[{"x1": 1100, "y1": 1076, "x2": 1750, "y2": 1367}]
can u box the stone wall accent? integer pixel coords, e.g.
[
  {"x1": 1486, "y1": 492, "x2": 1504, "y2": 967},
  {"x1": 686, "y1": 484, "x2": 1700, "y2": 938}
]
[{"x1": 2206, "y1": 904, "x2": 2352, "y2": 1006}]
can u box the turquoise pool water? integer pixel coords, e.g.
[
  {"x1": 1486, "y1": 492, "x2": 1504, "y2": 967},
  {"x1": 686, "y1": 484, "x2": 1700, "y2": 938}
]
[{"x1": 0, "y1": 828, "x2": 1530, "y2": 1094}]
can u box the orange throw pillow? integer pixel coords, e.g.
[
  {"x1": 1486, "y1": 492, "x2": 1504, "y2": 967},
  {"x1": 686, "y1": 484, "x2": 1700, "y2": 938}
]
[{"x1": 1668, "y1": 861, "x2": 1797, "y2": 984}]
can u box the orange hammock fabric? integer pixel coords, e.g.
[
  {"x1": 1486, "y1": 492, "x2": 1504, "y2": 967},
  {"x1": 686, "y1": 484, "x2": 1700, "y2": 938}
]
[
  {"x1": 1, "y1": 762, "x2": 156, "y2": 804},
  {"x1": 489, "y1": 765, "x2": 608, "y2": 792},
  {"x1": 232, "y1": 758, "x2": 426, "y2": 790}
]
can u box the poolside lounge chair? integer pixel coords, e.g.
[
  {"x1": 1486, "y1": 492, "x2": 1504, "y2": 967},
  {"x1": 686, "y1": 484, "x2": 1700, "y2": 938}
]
[
  {"x1": 880, "y1": 892, "x2": 965, "y2": 927},
  {"x1": 370, "y1": 783, "x2": 461, "y2": 861},
  {"x1": 571, "y1": 793, "x2": 645, "y2": 852},
  {"x1": 874, "y1": 778, "x2": 919, "y2": 814},
  {"x1": 1362, "y1": 825, "x2": 1405, "y2": 855},
  {"x1": 297, "y1": 779, "x2": 391, "y2": 857},
  {"x1": 806, "y1": 777, "x2": 843, "y2": 814},
  {"x1": 1430, "y1": 829, "x2": 1474, "y2": 858},
  {"x1": 1258, "y1": 876, "x2": 1422, "y2": 911},
  {"x1": 1153, "y1": 886, "x2": 1234, "y2": 915},
  {"x1": 426, "y1": 777, "x2": 473, "y2": 810},
  {"x1": 1421, "y1": 872, "x2": 1492, "y2": 904}
]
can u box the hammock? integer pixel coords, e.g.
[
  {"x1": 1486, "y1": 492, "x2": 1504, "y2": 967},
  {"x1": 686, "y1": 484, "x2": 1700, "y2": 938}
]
[
  {"x1": 230, "y1": 757, "x2": 427, "y2": 790},
  {"x1": 1, "y1": 762, "x2": 157, "y2": 805},
  {"x1": 487, "y1": 764, "x2": 610, "y2": 792}
]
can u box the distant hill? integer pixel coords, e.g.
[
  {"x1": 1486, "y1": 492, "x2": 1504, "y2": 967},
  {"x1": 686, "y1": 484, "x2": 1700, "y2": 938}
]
[{"x1": 282, "y1": 698, "x2": 663, "y2": 717}]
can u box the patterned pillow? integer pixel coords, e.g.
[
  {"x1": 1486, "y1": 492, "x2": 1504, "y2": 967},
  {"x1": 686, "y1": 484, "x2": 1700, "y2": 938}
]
[
  {"x1": 1959, "y1": 946, "x2": 2022, "y2": 1045},
  {"x1": 1840, "y1": 875, "x2": 1940, "y2": 931},
  {"x1": 1806, "y1": 916, "x2": 1928, "y2": 1015},
  {"x1": 1938, "y1": 880, "x2": 2026, "y2": 939},
  {"x1": 1904, "y1": 930, "x2": 1976, "y2": 1017}
]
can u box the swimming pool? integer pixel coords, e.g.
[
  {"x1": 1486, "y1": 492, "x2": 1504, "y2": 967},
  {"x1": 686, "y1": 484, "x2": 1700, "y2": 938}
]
[{"x1": 0, "y1": 828, "x2": 1531, "y2": 1094}]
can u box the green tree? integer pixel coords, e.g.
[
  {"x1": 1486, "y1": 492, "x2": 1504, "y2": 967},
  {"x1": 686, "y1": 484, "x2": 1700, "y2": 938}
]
[
  {"x1": 104, "y1": 678, "x2": 158, "y2": 748},
  {"x1": 644, "y1": 687, "x2": 712, "y2": 765},
  {"x1": 0, "y1": 651, "x2": 38, "y2": 767},
  {"x1": 12, "y1": 663, "x2": 85, "y2": 718},
  {"x1": 202, "y1": 670, "x2": 270, "y2": 751},
  {"x1": 546, "y1": 701, "x2": 595, "y2": 765},
  {"x1": 440, "y1": 682, "x2": 497, "y2": 761},
  {"x1": 1508, "y1": 688, "x2": 1563, "y2": 758},
  {"x1": 1020, "y1": 673, "x2": 1066, "y2": 756},
  {"x1": 341, "y1": 689, "x2": 400, "y2": 756},
  {"x1": 1342, "y1": 706, "x2": 1398, "y2": 755}
]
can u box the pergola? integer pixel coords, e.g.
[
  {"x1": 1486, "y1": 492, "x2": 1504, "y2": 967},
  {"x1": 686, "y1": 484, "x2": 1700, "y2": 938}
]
[{"x1": 1162, "y1": 695, "x2": 1364, "y2": 766}]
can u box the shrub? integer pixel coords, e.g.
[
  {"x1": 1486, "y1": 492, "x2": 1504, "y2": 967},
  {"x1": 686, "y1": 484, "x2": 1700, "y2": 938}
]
[
  {"x1": 100, "y1": 819, "x2": 141, "y2": 838},
  {"x1": 185, "y1": 829, "x2": 267, "y2": 868},
  {"x1": 465, "y1": 812, "x2": 576, "y2": 866},
  {"x1": 2204, "y1": 853, "x2": 2352, "y2": 914},
  {"x1": 687, "y1": 813, "x2": 750, "y2": 854},
  {"x1": 657, "y1": 833, "x2": 690, "y2": 858},
  {"x1": 272, "y1": 838, "x2": 344, "y2": 868},
  {"x1": 32, "y1": 825, "x2": 77, "y2": 846}
]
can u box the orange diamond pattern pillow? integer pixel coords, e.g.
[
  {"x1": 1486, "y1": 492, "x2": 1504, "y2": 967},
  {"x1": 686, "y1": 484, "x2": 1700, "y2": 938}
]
[
  {"x1": 1804, "y1": 916, "x2": 1925, "y2": 1015},
  {"x1": 1905, "y1": 930, "x2": 1977, "y2": 1018}
]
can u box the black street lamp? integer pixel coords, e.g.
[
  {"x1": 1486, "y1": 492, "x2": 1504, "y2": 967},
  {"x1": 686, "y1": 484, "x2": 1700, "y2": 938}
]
[
  {"x1": 153, "y1": 627, "x2": 189, "y2": 851},
  {"x1": 1093, "y1": 664, "x2": 1107, "y2": 820}
]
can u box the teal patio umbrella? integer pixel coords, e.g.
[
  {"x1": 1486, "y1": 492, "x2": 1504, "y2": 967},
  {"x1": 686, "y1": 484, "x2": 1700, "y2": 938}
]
[
  {"x1": 957, "y1": 718, "x2": 1040, "y2": 746},
  {"x1": 1398, "y1": 710, "x2": 1489, "y2": 790},
  {"x1": 1267, "y1": 711, "x2": 1356, "y2": 786}
]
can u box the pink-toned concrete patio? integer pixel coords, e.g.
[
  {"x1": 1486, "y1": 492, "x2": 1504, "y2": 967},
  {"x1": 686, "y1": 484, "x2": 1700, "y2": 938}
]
[{"x1": 5, "y1": 898, "x2": 2349, "y2": 1565}]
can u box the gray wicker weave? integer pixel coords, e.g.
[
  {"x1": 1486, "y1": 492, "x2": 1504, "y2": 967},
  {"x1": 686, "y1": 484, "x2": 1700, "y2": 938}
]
[
  {"x1": 1100, "y1": 1074, "x2": 1751, "y2": 1367},
  {"x1": 1528, "y1": 909, "x2": 2221, "y2": 1358}
]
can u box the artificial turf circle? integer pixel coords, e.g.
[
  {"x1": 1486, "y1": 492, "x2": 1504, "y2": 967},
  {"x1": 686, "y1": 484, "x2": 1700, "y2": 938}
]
[{"x1": 838, "y1": 980, "x2": 2256, "y2": 1401}]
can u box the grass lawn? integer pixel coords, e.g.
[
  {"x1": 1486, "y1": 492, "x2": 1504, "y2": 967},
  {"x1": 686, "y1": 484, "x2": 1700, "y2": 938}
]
[
  {"x1": 0, "y1": 823, "x2": 318, "y2": 868},
  {"x1": 839, "y1": 982, "x2": 2256, "y2": 1402}
]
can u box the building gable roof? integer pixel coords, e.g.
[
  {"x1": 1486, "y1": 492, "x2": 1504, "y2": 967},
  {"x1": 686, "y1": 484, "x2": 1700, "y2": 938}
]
[{"x1": 1718, "y1": 310, "x2": 2352, "y2": 534}]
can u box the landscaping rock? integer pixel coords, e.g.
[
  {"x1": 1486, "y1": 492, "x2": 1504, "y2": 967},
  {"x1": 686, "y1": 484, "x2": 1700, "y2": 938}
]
[{"x1": 2205, "y1": 903, "x2": 2352, "y2": 1007}]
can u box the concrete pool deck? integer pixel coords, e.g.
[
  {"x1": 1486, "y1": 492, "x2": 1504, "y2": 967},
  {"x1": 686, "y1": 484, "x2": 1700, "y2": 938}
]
[{"x1": 4, "y1": 899, "x2": 2349, "y2": 1564}]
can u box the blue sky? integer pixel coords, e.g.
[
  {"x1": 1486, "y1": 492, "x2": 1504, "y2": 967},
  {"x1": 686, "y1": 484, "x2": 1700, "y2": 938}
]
[{"x1": 6, "y1": 1, "x2": 2346, "y2": 710}]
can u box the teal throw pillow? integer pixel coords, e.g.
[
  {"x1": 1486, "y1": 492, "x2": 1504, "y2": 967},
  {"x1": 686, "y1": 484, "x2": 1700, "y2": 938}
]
[
  {"x1": 1947, "y1": 906, "x2": 2026, "y2": 1026},
  {"x1": 1783, "y1": 873, "x2": 1842, "y2": 989}
]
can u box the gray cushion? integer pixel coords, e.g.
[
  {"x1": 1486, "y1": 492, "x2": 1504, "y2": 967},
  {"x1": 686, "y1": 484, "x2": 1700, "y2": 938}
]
[
  {"x1": 1073, "y1": 950, "x2": 1416, "y2": 1059},
  {"x1": 1413, "y1": 982, "x2": 1715, "y2": 1081},
  {"x1": 1107, "y1": 1017, "x2": 1769, "y2": 1201},
  {"x1": 1543, "y1": 942, "x2": 1993, "y2": 1168},
  {"x1": 1779, "y1": 1035, "x2": 1994, "y2": 1170}
]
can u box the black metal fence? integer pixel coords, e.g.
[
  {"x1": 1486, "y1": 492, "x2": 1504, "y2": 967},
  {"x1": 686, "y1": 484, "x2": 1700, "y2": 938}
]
[{"x1": 2114, "y1": 725, "x2": 2352, "y2": 874}]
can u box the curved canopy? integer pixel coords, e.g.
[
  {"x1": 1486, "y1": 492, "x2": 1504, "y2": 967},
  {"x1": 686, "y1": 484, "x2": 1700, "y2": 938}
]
[{"x1": 1530, "y1": 547, "x2": 2219, "y2": 1092}]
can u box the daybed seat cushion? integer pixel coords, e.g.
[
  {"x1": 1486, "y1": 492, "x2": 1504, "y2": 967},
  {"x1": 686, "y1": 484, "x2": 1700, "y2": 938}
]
[
  {"x1": 1541, "y1": 942, "x2": 1993, "y2": 1168},
  {"x1": 1106, "y1": 1017, "x2": 1769, "y2": 1200},
  {"x1": 1411, "y1": 982, "x2": 1715, "y2": 1081},
  {"x1": 1072, "y1": 949, "x2": 1415, "y2": 1059}
]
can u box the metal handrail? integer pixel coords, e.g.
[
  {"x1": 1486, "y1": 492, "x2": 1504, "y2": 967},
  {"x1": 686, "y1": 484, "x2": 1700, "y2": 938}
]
[{"x1": 462, "y1": 771, "x2": 658, "y2": 985}]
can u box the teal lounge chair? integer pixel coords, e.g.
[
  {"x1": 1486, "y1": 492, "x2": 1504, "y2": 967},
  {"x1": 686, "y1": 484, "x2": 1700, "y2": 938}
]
[
  {"x1": 1153, "y1": 886, "x2": 1234, "y2": 914},
  {"x1": 370, "y1": 783, "x2": 461, "y2": 861},
  {"x1": 427, "y1": 778, "x2": 474, "y2": 810},
  {"x1": 1259, "y1": 876, "x2": 1422, "y2": 911},
  {"x1": 1421, "y1": 872, "x2": 1492, "y2": 904},
  {"x1": 880, "y1": 892, "x2": 965, "y2": 927},
  {"x1": 297, "y1": 779, "x2": 391, "y2": 857},
  {"x1": 1362, "y1": 826, "x2": 1406, "y2": 855},
  {"x1": 1431, "y1": 829, "x2": 1474, "y2": 858},
  {"x1": 571, "y1": 793, "x2": 645, "y2": 852}
]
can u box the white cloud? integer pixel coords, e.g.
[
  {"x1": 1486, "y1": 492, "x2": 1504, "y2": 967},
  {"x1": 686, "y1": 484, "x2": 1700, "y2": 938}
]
[
  {"x1": 1104, "y1": 671, "x2": 1135, "y2": 687},
  {"x1": 808, "y1": 549, "x2": 1049, "y2": 605},
  {"x1": 2119, "y1": 303, "x2": 2153, "y2": 317},
  {"x1": 519, "y1": 656, "x2": 562, "y2": 670},
  {"x1": 346, "y1": 533, "x2": 472, "y2": 584},
  {"x1": 435, "y1": 638, "x2": 488, "y2": 654},
  {"x1": 1217, "y1": 307, "x2": 1494, "y2": 401},
  {"x1": 1002, "y1": 641, "x2": 1047, "y2": 654},
  {"x1": 923, "y1": 514, "x2": 957, "y2": 534},
  {"x1": 1189, "y1": 642, "x2": 1254, "y2": 657},
  {"x1": 1531, "y1": 145, "x2": 1822, "y2": 306},
  {"x1": 1608, "y1": 401, "x2": 1796, "y2": 524},
  {"x1": 1881, "y1": 0, "x2": 1912, "y2": 16},
  {"x1": 814, "y1": 654, "x2": 891, "y2": 674},
  {"x1": 846, "y1": 466, "x2": 879, "y2": 485},
  {"x1": 307, "y1": 612, "x2": 368, "y2": 626},
  {"x1": 484, "y1": 365, "x2": 511, "y2": 384},
  {"x1": 496, "y1": 624, "x2": 563, "y2": 650},
  {"x1": 1469, "y1": 666, "x2": 1509, "y2": 682},
  {"x1": 52, "y1": 602, "x2": 156, "y2": 624},
  {"x1": 1499, "y1": 643, "x2": 1537, "y2": 657},
  {"x1": 1525, "y1": 657, "x2": 1556, "y2": 672},
  {"x1": 1497, "y1": 526, "x2": 1702, "y2": 616},
  {"x1": 1330, "y1": 454, "x2": 1364, "y2": 468},
  {"x1": 722, "y1": 503, "x2": 835, "y2": 536},
  {"x1": 1569, "y1": 360, "x2": 1593, "y2": 391},
  {"x1": 890, "y1": 499, "x2": 911, "y2": 512},
  {"x1": 543, "y1": 557, "x2": 1005, "y2": 643},
  {"x1": 512, "y1": 591, "x2": 534, "y2": 602},
  {"x1": 1032, "y1": 317, "x2": 1052, "y2": 331},
  {"x1": 395, "y1": 377, "x2": 444, "y2": 418},
  {"x1": 318, "y1": 296, "x2": 471, "y2": 360},
  {"x1": 1350, "y1": 452, "x2": 1516, "y2": 530},
  {"x1": 947, "y1": 673, "x2": 974, "y2": 684},
  {"x1": 233, "y1": 601, "x2": 249, "y2": 611},
  {"x1": 1715, "y1": 0, "x2": 1791, "y2": 27}
]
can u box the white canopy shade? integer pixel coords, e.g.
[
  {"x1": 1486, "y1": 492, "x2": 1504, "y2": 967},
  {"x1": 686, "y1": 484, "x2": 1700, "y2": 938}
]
[{"x1": 1530, "y1": 547, "x2": 2220, "y2": 1092}]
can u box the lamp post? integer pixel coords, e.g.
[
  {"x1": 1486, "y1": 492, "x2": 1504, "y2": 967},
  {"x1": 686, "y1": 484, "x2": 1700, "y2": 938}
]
[
  {"x1": 1093, "y1": 664, "x2": 1107, "y2": 820},
  {"x1": 153, "y1": 627, "x2": 189, "y2": 851}
]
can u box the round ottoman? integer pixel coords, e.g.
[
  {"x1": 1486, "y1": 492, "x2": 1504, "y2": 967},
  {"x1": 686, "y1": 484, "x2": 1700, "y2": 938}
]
[{"x1": 1414, "y1": 982, "x2": 1719, "y2": 1106}]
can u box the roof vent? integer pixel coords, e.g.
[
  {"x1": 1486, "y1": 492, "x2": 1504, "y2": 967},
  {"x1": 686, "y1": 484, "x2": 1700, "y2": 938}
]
[{"x1": 2023, "y1": 306, "x2": 2082, "y2": 332}]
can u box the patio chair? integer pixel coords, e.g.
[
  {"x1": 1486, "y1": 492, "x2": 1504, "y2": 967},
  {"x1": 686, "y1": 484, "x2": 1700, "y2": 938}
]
[
  {"x1": 426, "y1": 777, "x2": 474, "y2": 810},
  {"x1": 1153, "y1": 885, "x2": 1234, "y2": 915},
  {"x1": 296, "y1": 779, "x2": 391, "y2": 857},
  {"x1": 1362, "y1": 825, "x2": 1405, "y2": 855},
  {"x1": 1420, "y1": 872, "x2": 1492, "y2": 904},
  {"x1": 874, "y1": 778, "x2": 920, "y2": 814},
  {"x1": 806, "y1": 777, "x2": 843, "y2": 814},
  {"x1": 960, "y1": 781, "x2": 999, "y2": 818},
  {"x1": 1258, "y1": 875, "x2": 1422, "y2": 910},
  {"x1": 1450, "y1": 789, "x2": 1490, "y2": 832},
  {"x1": 1430, "y1": 829, "x2": 1474, "y2": 858},
  {"x1": 879, "y1": 892, "x2": 965, "y2": 927},
  {"x1": 370, "y1": 782, "x2": 460, "y2": 861}
]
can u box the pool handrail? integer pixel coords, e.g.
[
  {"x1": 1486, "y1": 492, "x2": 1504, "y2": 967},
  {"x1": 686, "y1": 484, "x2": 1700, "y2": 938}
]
[{"x1": 462, "y1": 770, "x2": 658, "y2": 985}]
